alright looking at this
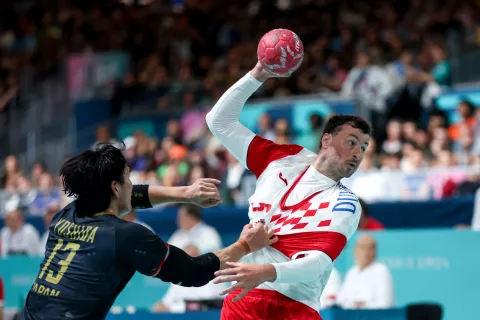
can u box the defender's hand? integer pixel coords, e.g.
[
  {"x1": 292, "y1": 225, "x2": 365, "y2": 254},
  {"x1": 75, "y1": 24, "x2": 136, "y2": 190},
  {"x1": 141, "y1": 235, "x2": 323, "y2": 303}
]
[
  {"x1": 239, "y1": 223, "x2": 278, "y2": 253},
  {"x1": 250, "y1": 61, "x2": 292, "y2": 82},
  {"x1": 185, "y1": 178, "x2": 222, "y2": 208},
  {"x1": 213, "y1": 262, "x2": 277, "y2": 301}
]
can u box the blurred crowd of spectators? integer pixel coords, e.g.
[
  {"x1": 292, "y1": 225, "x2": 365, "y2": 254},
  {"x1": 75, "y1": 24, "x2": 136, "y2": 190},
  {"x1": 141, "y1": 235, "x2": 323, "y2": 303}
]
[{"x1": 0, "y1": 0, "x2": 477, "y2": 113}]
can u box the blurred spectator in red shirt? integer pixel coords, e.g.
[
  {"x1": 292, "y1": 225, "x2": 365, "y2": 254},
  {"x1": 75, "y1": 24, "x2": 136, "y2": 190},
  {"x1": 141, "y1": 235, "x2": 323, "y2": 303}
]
[{"x1": 358, "y1": 198, "x2": 385, "y2": 231}]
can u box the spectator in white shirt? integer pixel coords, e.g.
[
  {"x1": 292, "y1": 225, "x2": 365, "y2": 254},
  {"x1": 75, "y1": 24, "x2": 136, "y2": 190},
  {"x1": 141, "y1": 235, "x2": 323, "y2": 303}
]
[
  {"x1": 320, "y1": 267, "x2": 342, "y2": 309},
  {"x1": 122, "y1": 210, "x2": 154, "y2": 232},
  {"x1": 1, "y1": 209, "x2": 40, "y2": 257},
  {"x1": 168, "y1": 204, "x2": 223, "y2": 254},
  {"x1": 337, "y1": 234, "x2": 394, "y2": 309},
  {"x1": 152, "y1": 244, "x2": 227, "y2": 313}
]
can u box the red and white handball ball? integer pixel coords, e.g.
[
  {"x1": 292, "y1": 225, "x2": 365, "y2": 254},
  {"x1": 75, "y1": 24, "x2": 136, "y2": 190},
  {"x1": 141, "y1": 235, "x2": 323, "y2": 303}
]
[{"x1": 257, "y1": 29, "x2": 304, "y2": 75}]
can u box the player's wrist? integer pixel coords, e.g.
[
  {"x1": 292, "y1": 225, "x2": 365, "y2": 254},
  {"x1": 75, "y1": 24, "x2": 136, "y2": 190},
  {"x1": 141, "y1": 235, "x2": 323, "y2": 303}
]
[
  {"x1": 262, "y1": 264, "x2": 277, "y2": 282},
  {"x1": 236, "y1": 239, "x2": 251, "y2": 255},
  {"x1": 249, "y1": 62, "x2": 271, "y2": 82}
]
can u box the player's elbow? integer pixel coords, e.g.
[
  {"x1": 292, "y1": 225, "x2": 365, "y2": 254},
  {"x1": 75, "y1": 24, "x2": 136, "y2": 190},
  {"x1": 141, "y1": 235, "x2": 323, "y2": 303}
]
[
  {"x1": 157, "y1": 246, "x2": 219, "y2": 287},
  {"x1": 205, "y1": 110, "x2": 215, "y2": 132}
]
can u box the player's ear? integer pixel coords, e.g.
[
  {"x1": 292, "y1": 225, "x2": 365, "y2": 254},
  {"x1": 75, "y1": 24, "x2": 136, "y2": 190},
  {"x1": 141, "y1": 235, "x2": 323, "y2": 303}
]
[
  {"x1": 111, "y1": 180, "x2": 120, "y2": 198},
  {"x1": 321, "y1": 133, "x2": 332, "y2": 149}
]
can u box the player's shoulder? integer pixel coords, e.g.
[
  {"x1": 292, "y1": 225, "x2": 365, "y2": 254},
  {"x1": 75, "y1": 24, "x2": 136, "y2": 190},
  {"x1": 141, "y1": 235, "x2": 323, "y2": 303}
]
[
  {"x1": 337, "y1": 183, "x2": 357, "y2": 197},
  {"x1": 113, "y1": 217, "x2": 153, "y2": 235}
]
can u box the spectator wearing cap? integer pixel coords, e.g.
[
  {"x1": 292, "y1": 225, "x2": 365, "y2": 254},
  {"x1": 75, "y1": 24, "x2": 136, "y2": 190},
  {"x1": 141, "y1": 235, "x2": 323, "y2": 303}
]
[
  {"x1": 167, "y1": 204, "x2": 222, "y2": 254},
  {"x1": 157, "y1": 144, "x2": 190, "y2": 187}
]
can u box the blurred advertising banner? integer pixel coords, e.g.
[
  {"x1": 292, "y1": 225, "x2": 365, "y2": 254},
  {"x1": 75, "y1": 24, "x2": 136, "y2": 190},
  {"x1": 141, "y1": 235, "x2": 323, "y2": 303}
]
[{"x1": 67, "y1": 52, "x2": 129, "y2": 102}]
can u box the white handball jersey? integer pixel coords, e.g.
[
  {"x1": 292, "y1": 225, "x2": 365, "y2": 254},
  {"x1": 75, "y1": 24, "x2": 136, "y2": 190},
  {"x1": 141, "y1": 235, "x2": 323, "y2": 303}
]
[{"x1": 206, "y1": 73, "x2": 361, "y2": 312}]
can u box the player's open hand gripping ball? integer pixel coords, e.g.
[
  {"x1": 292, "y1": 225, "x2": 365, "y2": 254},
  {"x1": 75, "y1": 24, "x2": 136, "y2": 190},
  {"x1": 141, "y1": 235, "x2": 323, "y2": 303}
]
[
  {"x1": 257, "y1": 28, "x2": 304, "y2": 76},
  {"x1": 184, "y1": 178, "x2": 222, "y2": 208}
]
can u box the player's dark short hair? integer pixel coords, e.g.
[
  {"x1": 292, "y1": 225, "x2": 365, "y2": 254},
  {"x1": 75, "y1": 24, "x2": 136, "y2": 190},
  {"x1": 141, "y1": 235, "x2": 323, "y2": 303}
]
[
  {"x1": 358, "y1": 198, "x2": 368, "y2": 217},
  {"x1": 319, "y1": 114, "x2": 372, "y2": 149},
  {"x1": 60, "y1": 142, "x2": 127, "y2": 216},
  {"x1": 180, "y1": 204, "x2": 202, "y2": 221}
]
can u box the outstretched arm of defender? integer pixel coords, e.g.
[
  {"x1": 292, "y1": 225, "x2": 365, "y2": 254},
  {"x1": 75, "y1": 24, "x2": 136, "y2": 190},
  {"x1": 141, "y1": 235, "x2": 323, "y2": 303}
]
[
  {"x1": 119, "y1": 221, "x2": 277, "y2": 288},
  {"x1": 131, "y1": 179, "x2": 222, "y2": 209}
]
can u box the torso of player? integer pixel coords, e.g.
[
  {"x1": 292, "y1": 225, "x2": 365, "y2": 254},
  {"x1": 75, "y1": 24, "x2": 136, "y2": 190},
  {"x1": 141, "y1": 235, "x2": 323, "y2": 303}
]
[
  {"x1": 242, "y1": 147, "x2": 360, "y2": 312},
  {"x1": 23, "y1": 202, "x2": 133, "y2": 320}
]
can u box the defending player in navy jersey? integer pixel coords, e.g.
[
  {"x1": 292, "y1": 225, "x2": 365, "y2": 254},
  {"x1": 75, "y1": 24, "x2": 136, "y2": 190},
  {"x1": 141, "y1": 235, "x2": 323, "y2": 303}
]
[{"x1": 19, "y1": 143, "x2": 277, "y2": 320}]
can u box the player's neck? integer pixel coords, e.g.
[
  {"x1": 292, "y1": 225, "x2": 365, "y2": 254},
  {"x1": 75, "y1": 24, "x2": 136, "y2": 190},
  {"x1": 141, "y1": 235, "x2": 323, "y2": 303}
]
[
  {"x1": 106, "y1": 204, "x2": 120, "y2": 216},
  {"x1": 312, "y1": 155, "x2": 342, "y2": 182}
]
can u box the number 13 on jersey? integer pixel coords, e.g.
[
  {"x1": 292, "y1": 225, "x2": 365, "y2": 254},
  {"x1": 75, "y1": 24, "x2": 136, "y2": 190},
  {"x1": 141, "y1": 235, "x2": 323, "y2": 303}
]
[{"x1": 39, "y1": 239, "x2": 80, "y2": 285}]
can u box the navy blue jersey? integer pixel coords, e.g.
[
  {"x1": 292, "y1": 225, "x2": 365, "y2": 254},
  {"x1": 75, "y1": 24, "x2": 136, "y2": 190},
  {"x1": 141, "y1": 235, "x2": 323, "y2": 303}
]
[{"x1": 19, "y1": 189, "x2": 166, "y2": 320}]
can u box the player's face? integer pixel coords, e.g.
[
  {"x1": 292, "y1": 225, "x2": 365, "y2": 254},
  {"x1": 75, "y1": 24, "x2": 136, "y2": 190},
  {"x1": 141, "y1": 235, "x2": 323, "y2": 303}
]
[
  {"x1": 329, "y1": 125, "x2": 370, "y2": 178},
  {"x1": 117, "y1": 166, "x2": 133, "y2": 217},
  {"x1": 354, "y1": 236, "x2": 377, "y2": 268}
]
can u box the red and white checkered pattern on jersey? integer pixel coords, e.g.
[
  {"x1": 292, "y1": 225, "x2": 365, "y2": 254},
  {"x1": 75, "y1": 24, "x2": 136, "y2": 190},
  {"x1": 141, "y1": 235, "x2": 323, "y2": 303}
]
[{"x1": 270, "y1": 200, "x2": 332, "y2": 235}]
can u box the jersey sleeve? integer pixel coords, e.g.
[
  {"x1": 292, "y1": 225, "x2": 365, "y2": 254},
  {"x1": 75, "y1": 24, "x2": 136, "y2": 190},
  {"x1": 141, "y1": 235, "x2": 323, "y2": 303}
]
[
  {"x1": 270, "y1": 185, "x2": 361, "y2": 262},
  {"x1": 205, "y1": 73, "x2": 261, "y2": 168},
  {"x1": 116, "y1": 222, "x2": 169, "y2": 276},
  {"x1": 247, "y1": 136, "x2": 303, "y2": 178},
  {"x1": 205, "y1": 73, "x2": 304, "y2": 176},
  {"x1": 131, "y1": 185, "x2": 153, "y2": 209}
]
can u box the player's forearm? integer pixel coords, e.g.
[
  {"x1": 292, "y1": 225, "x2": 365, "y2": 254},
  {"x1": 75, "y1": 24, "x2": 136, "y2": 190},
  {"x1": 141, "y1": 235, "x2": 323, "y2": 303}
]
[
  {"x1": 271, "y1": 253, "x2": 328, "y2": 283},
  {"x1": 148, "y1": 185, "x2": 190, "y2": 206},
  {"x1": 213, "y1": 241, "x2": 250, "y2": 270}
]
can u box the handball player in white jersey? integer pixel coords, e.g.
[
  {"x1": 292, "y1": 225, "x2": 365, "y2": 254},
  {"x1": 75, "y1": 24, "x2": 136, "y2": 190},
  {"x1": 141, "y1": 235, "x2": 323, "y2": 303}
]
[{"x1": 206, "y1": 62, "x2": 371, "y2": 320}]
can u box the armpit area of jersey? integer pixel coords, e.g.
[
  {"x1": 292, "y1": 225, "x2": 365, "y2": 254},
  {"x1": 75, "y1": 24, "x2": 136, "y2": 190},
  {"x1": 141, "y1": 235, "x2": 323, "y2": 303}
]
[{"x1": 131, "y1": 185, "x2": 152, "y2": 209}]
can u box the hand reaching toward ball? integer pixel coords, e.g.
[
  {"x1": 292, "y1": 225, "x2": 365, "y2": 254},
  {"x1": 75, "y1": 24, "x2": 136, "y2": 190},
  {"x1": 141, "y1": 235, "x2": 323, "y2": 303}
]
[{"x1": 253, "y1": 29, "x2": 304, "y2": 81}]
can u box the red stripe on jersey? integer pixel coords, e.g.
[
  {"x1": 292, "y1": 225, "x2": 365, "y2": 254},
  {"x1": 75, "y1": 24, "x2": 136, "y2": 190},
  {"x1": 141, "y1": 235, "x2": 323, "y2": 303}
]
[
  {"x1": 280, "y1": 167, "x2": 323, "y2": 212},
  {"x1": 151, "y1": 243, "x2": 170, "y2": 277},
  {"x1": 247, "y1": 136, "x2": 303, "y2": 178},
  {"x1": 270, "y1": 231, "x2": 347, "y2": 261}
]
